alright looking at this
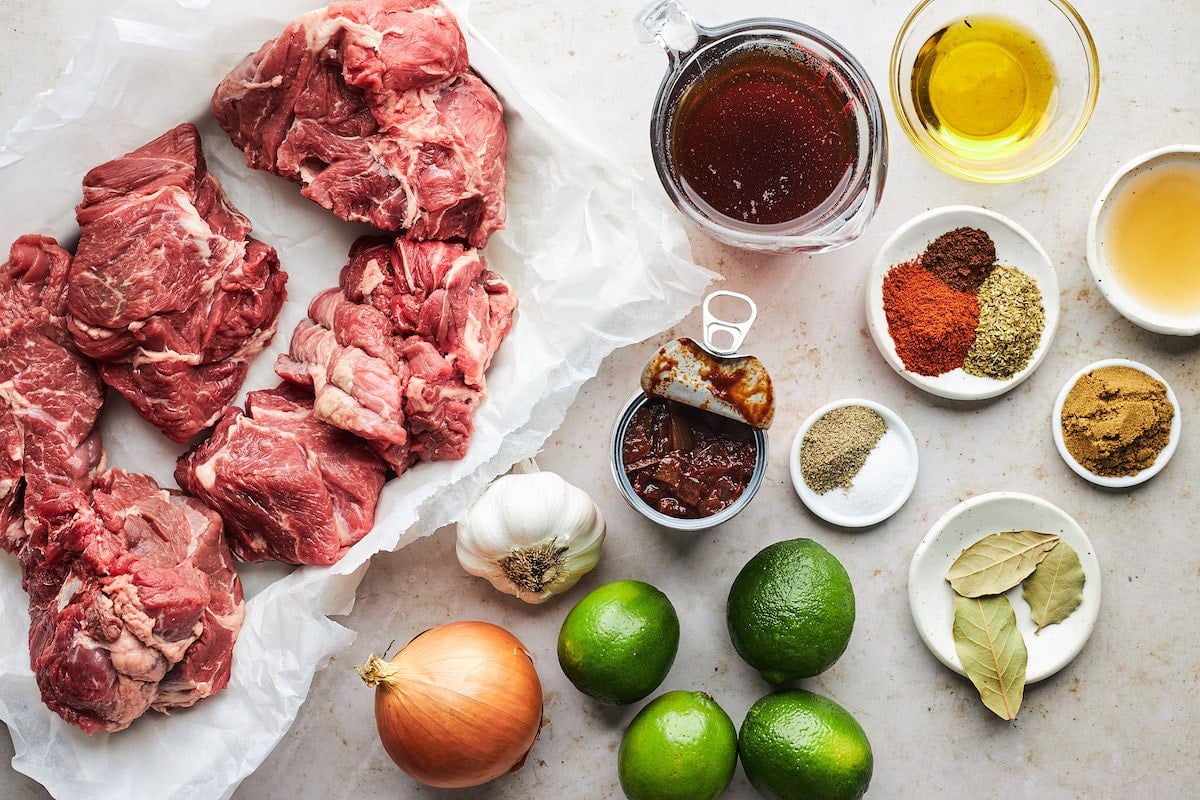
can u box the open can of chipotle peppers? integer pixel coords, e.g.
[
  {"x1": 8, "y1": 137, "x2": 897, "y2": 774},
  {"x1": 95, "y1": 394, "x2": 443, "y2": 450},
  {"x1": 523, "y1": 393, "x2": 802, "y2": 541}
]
[{"x1": 611, "y1": 291, "x2": 773, "y2": 531}]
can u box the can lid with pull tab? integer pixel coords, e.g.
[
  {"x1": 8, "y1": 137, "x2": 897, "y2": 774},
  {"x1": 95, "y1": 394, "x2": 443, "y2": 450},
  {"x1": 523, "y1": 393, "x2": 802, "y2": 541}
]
[{"x1": 639, "y1": 290, "x2": 775, "y2": 430}]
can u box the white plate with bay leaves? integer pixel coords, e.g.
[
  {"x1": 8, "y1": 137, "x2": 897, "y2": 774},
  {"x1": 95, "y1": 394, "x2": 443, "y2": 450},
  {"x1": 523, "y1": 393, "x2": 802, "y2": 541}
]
[{"x1": 908, "y1": 492, "x2": 1101, "y2": 716}]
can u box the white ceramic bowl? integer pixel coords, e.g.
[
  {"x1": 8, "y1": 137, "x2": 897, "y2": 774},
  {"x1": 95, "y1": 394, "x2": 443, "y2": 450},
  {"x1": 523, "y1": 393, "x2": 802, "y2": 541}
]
[
  {"x1": 1052, "y1": 358, "x2": 1181, "y2": 487},
  {"x1": 866, "y1": 205, "x2": 1060, "y2": 400},
  {"x1": 788, "y1": 398, "x2": 918, "y2": 528},
  {"x1": 1087, "y1": 146, "x2": 1200, "y2": 335},
  {"x1": 908, "y1": 492, "x2": 1101, "y2": 683}
]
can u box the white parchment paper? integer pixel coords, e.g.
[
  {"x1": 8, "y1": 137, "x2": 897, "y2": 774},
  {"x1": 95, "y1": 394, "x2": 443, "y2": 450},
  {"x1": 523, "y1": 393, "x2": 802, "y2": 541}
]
[{"x1": 0, "y1": 1, "x2": 715, "y2": 797}]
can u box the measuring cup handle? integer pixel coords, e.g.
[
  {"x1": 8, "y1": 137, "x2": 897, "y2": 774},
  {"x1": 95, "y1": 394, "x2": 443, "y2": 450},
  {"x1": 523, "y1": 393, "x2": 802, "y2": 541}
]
[
  {"x1": 634, "y1": 0, "x2": 701, "y2": 59},
  {"x1": 703, "y1": 290, "x2": 758, "y2": 355}
]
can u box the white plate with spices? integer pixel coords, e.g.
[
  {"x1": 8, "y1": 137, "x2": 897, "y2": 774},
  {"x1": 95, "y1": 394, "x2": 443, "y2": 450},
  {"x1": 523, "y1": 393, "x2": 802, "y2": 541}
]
[
  {"x1": 789, "y1": 398, "x2": 918, "y2": 528},
  {"x1": 908, "y1": 492, "x2": 1102, "y2": 683},
  {"x1": 1052, "y1": 358, "x2": 1182, "y2": 487},
  {"x1": 866, "y1": 205, "x2": 1061, "y2": 401}
]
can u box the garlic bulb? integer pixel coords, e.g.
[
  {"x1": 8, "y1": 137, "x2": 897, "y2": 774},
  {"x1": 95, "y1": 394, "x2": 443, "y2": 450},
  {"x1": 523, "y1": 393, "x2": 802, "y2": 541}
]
[{"x1": 456, "y1": 461, "x2": 605, "y2": 604}]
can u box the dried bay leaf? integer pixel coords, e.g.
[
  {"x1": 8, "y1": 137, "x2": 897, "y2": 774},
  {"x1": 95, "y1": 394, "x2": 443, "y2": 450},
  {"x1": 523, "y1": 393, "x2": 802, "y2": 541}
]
[
  {"x1": 945, "y1": 530, "x2": 1061, "y2": 597},
  {"x1": 952, "y1": 593, "x2": 1027, "y2": 720},
  {"x1": 1022, "y1": 541, "x2": 1085, "y2": 632}
]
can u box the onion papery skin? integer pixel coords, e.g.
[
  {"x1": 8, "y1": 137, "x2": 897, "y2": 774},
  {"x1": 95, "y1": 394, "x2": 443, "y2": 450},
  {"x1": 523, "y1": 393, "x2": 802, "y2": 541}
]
[{"x1": 367, "y1": 621, "x2": 543, "y2": 788}]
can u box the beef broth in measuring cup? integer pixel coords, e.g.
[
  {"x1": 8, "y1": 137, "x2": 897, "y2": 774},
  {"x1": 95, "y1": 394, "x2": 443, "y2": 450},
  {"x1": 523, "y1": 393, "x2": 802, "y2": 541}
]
[{"x1": 636, "y1": 0, "x2": 887, "y2": 253}]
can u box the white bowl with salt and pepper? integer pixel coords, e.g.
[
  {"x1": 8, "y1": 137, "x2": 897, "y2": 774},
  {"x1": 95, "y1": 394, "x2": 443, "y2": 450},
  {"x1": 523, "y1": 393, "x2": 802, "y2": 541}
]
[
  {"x1": 789, "y1": 398, "x2": 918, "y2": 528},
  {"x1": 866, "y1": 205, "x2": 1060, "y2": 401}
]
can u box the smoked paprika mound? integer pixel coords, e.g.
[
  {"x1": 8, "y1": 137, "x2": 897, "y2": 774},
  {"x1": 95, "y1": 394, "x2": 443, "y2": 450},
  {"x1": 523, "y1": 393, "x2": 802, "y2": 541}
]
[{"x1": 882, "y1": 260, "x2": 979, "y2": 376}]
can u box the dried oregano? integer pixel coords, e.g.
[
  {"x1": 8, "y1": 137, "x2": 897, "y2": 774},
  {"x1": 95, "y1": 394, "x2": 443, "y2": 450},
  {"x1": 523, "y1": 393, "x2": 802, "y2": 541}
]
[{"x1": 964, "y1": 265, "x2": 1045, "y2": 379}]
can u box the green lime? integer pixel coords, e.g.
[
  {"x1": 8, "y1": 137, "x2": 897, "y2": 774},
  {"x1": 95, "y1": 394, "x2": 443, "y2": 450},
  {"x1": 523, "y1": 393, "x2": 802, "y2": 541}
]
[
  {"x1": 726, "y1": 538, "x2": 855, "y2": 683},
  {"x1": 618, "y1": 690, "x2": 738, "y2": 800},
  {"x1": 557, "y1": 579, "x2": 680, "y2": 705},
  {"x1": 738, "y1": 689, "x2": 873, "y2": 800}
]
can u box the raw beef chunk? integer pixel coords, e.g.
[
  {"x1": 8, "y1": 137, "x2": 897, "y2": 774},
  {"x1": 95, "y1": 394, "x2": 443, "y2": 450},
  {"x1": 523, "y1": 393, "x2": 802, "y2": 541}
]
[
  {"x1": 0, "y1": 236, "x2": 104, "y2": 556},
  {"x1": 275, "y1": 235, "x2": 516, "y2": 473},
  {"x1": 68, "y1": 122, "x2": 287, "y2": 442},
  {"x1": 25, "y1": 470, "x2": 244, "y2": 733},
  {"x1": 175, "y1": 384, "x2": 387, "y2": 566},
  {"x1": 0, "y1": 236, "x2": 244, "y2": 733},
  {"x1": 211, "y1": 0, "x2": 507, "y2": 247}
]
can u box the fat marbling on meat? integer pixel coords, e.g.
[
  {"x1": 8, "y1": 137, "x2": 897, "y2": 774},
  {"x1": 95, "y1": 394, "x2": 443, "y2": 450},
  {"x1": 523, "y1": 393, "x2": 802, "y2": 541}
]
[
  {"x1": 175, "y1": 384, "x2": 388, "y2": 566},
  {"x1": 0, "y1": 237, "x2": 244, "y2": 734},
  {"x1": 175, "y1": 235, "x2": 516, "y2": 567},
  {"x1": 68, "y1": 122, "x2": 287, "y2": 443},
  {"x1": 275, "y1": 235, "x2": 517, "y2": 472},
  {"x1": 211, "y1": 0, "x2": 507, "y2": 248}
]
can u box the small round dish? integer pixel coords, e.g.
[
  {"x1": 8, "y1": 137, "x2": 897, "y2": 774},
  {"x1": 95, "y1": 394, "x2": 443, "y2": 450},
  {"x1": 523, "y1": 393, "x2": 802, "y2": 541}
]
[
  {"x1": 789, "y1": 398, "x2": 918, "y2": 528},
  {"x1": 1051, "y1": 358, "x2": 1181, "y2": 487},
  {"x1": 890, "y1": 0, "x2": 1099, "y2": 182},
  {"x1": 866, "y1": 205, "x2": 1060, "y2": 400},
  {"x1": 908, "y1": 492, "x2": 1101, "y2": 683},
  {"x1": 1087, "y1": 146, "x2": 1200, "y2": 335}
]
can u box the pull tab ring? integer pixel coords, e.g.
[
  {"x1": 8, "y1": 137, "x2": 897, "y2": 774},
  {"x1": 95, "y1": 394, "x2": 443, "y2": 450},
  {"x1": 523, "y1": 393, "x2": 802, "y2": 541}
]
[{"x1": 702, "y1": 290, "x2": 757, "y2": 355}]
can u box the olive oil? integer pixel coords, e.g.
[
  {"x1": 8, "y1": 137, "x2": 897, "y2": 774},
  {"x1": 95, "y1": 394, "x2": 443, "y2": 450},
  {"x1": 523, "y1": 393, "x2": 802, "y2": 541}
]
[
  {"x1": 911, "y1": 15, "x2": 1057, "y2": 157},
  {"x1": 1104, "y1": 161, "x2": 1200, "y2": 315}
]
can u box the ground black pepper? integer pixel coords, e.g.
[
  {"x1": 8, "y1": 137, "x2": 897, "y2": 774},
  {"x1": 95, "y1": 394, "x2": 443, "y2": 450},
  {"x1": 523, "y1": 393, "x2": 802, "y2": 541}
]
[{"x1": 800, "y1": 405, "x2": 889, "y2": 494}]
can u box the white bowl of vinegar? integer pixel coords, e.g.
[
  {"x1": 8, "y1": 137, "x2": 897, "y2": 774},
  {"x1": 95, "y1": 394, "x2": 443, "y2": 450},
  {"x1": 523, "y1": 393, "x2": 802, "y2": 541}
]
[{"x1": 1088, "y1": 146, "x2": 1200, "y2": 336}]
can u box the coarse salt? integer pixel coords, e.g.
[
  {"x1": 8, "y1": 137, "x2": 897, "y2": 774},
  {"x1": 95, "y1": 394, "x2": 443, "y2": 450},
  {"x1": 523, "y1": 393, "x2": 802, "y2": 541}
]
[{"x1": 812, "y1": 428, "x2": 913, "y2": 518}]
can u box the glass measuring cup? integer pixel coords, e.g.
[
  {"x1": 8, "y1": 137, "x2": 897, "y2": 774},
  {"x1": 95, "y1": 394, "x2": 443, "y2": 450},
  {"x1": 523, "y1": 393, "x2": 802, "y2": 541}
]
[{"x1": 635, "y1": 0, "x2": 887, "y2": 254}]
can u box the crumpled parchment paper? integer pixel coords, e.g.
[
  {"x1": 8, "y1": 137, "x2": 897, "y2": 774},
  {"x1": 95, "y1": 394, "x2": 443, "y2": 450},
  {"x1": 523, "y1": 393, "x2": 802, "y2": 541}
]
[{"x1": 0, "y1": 1, "x2": 715, "y2": 797}]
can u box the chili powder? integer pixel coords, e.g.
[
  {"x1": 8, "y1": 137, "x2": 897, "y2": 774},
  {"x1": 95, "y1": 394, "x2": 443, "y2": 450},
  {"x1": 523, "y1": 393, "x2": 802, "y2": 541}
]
[
  {"x1": 882, "y1": 260, "x2": 979, "y2": 376},
  {"x1": 922, "y1": 226, "x2": 997, "y2": 292}
]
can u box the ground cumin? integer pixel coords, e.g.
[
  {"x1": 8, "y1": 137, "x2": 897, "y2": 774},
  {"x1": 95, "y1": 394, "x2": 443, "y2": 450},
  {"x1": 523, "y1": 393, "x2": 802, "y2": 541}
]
[
  {"x1": 882, "y1": 260, "x2": 979, "y2": 376},
  {"x1": 1060, "y1": 364, "x2": 1174, "y2": 477}
]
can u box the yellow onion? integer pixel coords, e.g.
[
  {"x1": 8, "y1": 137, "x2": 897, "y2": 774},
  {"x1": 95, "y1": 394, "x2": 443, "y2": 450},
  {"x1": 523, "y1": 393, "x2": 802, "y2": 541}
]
[{"x1": 355, "y1": 620, "x2": 544, "y2": 788}]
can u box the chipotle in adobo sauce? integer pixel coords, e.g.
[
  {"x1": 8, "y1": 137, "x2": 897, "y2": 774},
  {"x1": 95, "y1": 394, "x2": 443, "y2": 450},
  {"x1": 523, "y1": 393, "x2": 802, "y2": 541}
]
[{"x1": 621, "y1": 397, "x2": 758, "y2": 519}]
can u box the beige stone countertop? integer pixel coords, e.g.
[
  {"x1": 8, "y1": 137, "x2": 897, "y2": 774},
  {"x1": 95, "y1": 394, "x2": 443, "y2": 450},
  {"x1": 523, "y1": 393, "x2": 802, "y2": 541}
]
[{"x1": 2, "y1": 0, "x2": 1199, "y2": 798}]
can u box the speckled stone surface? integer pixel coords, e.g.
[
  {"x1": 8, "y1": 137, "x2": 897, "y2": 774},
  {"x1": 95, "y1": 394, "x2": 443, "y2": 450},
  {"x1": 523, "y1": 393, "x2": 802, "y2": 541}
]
[{"x1": 3, "y1": 1, "x2": 1200, "y2": 798}]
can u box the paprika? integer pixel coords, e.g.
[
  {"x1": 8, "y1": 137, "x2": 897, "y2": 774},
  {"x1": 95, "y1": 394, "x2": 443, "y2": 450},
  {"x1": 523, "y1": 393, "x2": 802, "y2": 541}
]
[{"x1": 882, "y1": 260, "x2": 979, "y2": 376}]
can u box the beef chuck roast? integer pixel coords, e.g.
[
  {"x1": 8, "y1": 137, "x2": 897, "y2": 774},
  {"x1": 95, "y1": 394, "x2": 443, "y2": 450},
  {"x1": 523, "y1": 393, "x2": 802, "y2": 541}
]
[
  {"x1": 0, "y1": 236, "x2": 105, "y2": 555},
  {"x1": 176, "y1": 235, "x2": 515, "y2": 567},
  {"x1": 68, "y1": 122, "x2": 287, "y2": 442},
  {"x1": 211, "y1": 0, "x2": 507, "y2": 247},
  {"x1": 0, "y1": 236, "x2": 244, "y2": 734},
  {"x1": 175, "y1": 384, "x2": 387, "y2": 566},
  {"x1": 26, "y1": 471, "x2": 243, "y2": 733},
  {"x1": 275, "y1": 235, "x2": 516, "y2": 472}
]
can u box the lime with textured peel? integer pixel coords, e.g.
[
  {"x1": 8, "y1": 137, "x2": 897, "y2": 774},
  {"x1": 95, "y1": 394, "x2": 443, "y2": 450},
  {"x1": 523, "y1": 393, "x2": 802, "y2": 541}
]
[
  {"x1": 557, "y1": 579, "x2": 679, "y2": 705},
  {"x1": 726, "y1": 537, "x2": 855, "y2": 683},
  {"x1": 618, "y1": 690, "x2": 738, "y2": 800},
  {"x1": 739, "y1": 689, "x2": 873, "y2": 800}
]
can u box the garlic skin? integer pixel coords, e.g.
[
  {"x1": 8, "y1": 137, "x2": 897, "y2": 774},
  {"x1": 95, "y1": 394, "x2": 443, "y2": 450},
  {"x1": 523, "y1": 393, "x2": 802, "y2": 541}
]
[{"x1": 456, "y1": 467, "x2": 605, "y2": 604}]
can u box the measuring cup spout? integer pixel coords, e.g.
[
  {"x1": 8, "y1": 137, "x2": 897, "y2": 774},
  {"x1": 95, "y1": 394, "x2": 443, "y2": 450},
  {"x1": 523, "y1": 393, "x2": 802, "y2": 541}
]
[{"x1": 635, "y1": 0, "x2": 700, "y2": 61}]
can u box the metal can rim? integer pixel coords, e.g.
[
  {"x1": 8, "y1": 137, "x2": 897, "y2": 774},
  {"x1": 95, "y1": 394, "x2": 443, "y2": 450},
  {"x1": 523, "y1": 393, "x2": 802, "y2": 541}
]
[{"x1": 609, "y1": 390, "x2": 768, "y2": 531}]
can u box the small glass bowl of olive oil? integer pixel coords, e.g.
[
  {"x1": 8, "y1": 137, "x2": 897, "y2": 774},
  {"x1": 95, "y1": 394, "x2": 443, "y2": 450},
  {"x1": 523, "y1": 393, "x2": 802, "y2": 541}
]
[
  {"x1": 890, "y1": 0, "x2": 1098, "y2": 182},
  {"x1": 1088, "y1": 146, "x2": 1200, "y2": 336}
]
